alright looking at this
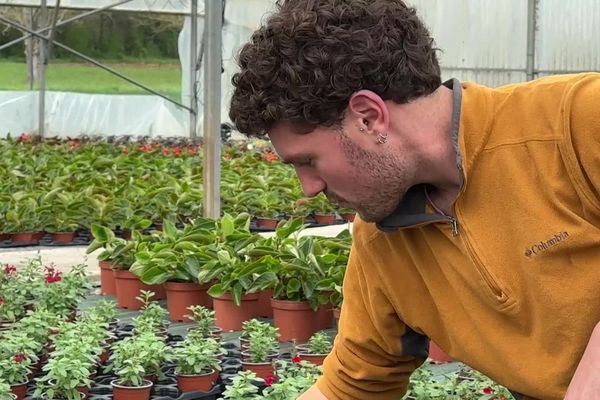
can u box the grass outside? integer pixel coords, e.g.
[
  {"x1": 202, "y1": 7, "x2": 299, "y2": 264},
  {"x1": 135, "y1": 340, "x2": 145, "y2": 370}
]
[{"x1": 0, "y1": 61, "x2": 182, "y2": 99}]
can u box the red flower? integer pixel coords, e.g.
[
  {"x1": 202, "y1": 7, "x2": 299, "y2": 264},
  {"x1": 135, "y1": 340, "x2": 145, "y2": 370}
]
[
  {"x1": 0, "y1": 297, "x2": 4, "y2": 305},
  {"x1": 3, "y1": 264, "x2": 16, "y2": 274},
  {"x1": 264, "y1": 151, "x2": 278, "y2": 162},
  {"x1": 139, "y1": 144, "x2": 151, "y2": 153},
  {"x1": 483, "y1": 387, "x2": 493, "y2": 395},
  {"x1": 187, "y1": 146, "x2": 197, "y2": 156},
  {"x1": 45, "y1": 271, "x2": 62, "y2": 283},
  {"x1": 162, "y1": 148, "x2": 170, "y2": 156},
  {"x1": 292, "y1": 355, "x2": 302, "y2": 363},
  {"x1": 264, "y1": 374, "x2": 277, "y2": 386},
  {"x1": 19, "y1": 132, "x2": 30, "y2": 142},
  {"x1": 173, "y1": 146, "x2": 182, "y2": 157},
  {"x1": 67, "y1": 140, "x2": 77, "y2": 149},
  {"x1": 14, "y1": 354, "x2": 26, "y2": 362}
]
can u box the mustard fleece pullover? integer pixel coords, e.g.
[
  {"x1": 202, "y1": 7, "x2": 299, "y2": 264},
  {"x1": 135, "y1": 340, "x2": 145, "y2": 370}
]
[{"x1": 317, "y1": 73, "x2": 600, "y2": 400}]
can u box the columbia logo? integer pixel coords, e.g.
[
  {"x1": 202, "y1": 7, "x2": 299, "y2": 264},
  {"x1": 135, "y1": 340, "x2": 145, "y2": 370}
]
[{"x1": 525, "y1": 231, "x2": 569, "y2": 257}]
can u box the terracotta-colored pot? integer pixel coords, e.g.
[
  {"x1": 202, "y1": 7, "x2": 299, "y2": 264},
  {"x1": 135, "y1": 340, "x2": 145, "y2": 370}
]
[
  {"x1": 341, "y1": 212, "x2": 356, "y2": 222},
  {"x1": 255, "y1": 217, "x2": 279, "y2": 229},
  {"x1": 428, "y1": 341, "x2": 453, "y2": 363},
  {"x1": 241, "y1": 361, "x2": 274, "y2": 379},
  {"x1": 10, "y1": 232, "x2": 36, "y2": 244},
  {"x1": 176, "y1": 369, "x2": 219, "y2": 393},
  {"x1": 256, "y1": 289, "x2": 274, "y2": 318},
  {"x1": 314, "y1": 214, "x2": 336, "y2": 225},
  {"x1": 10, "y1": 382, "x2": 27, "y2": 400},
  {"x1": 33, "y1": 231, "x2": 46, "y2": 240},
  {"x1": 165, "y1": 281, "x2": 212, "y2": 322},
  {"x1": 297, "y1": 352, "x2": 328, "y2": 366},
  {"x1": 271, "y1": 298, "x2": 318, "y2": 342},
  {"x1": 111, "y1": 379, "x2": 153, "y2": 400},
  {"x1": 52, "y1": 231, "x2": 76, "y2": 243},
  {"x1": 99, "y1": 261, "x2": 116, "y2": 296},
  {"x1": 212, "y1": 292, "x2": 259, "y2": 332},
  {"x1": 314, "y1": 304, "x2": 333, "y2": 330},
  {"x1": 77, "y1": 385, "x2": 90, "y2": 396},
  {"x1": 113, "y1": 270, "x2": 164, "y2": 310},
  {"x1": 99, "y1": 347, "x2": 110, "y2": 364}
]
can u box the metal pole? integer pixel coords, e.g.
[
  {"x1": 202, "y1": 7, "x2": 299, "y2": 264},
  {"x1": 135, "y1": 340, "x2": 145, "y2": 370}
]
[
  {"x1": 189, "y1": 0, "x2": 198, "y2": 139},
  {"x1": 38, "y1": 0, "x2": 48, "y2": 137},
  {"x1": 0, "y1": 15, "x2": 193, "y2": 113},
  {"x1": 526, "y1": 0, "x2": 537, "y2": 81},
  {"x1": 202, "y1": 0, "x2": 222, "y2": 219},
  {"x1": 26, "y1": 9, "x2": 34, "y2": 90}
]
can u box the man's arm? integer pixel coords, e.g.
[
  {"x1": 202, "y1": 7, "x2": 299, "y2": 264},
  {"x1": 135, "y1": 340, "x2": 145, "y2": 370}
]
[
  {"x1": 564, "y1": 322, "x2": 600, "y2": 399},
  {"x1": 298, "y1": 385, "x2": 328, "y2": 400}
]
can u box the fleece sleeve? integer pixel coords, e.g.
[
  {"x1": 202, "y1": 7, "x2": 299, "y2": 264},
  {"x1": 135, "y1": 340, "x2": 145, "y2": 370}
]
[
  {"x1": 315, "y1": 240, "x2": 427, "y2": 400},
  {"x1": 567, "y1": 73, "x2": 600, "y2": 208}
]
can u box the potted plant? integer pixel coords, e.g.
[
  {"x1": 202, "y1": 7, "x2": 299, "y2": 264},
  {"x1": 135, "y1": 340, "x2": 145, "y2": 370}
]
[
  {"x1": 185, "y1": 305, "x2": 222, "y2": 341},
  {"x1": 33, "y1": 355, "x2": 93, "y2": 398},
  {"x1": 130, "y1": 220, "x2": 216, "y2": 321},
  {"x1": 239, "y1": 319, "x2": 279, "y2": 351},
  {"x1": 4, "y1": 193, "x2": 43, "y2": 244},
  {"x1": 262, "y1": 359, "x2": 323, "y2": 399},
  {"x1": 172, "y1": 337, "x2": 222, "y2": 393},
  {"x1": 38, "y1": 189, "x2": 86, "y2": 243},
  {"x1": 302, "y1": 194, "x2": 337, "y2": 225},
  {"x1": 105, "y1": 337, "x2": 154, "y2": 400},
  {"x1": 296, "y1": 332, "x2": 332, "y2": 366},
  {"x1": 0, "y1": 353, "x2": 31, "y2": 400},
  {"x1": 241, "y1": 333, "x2": 279, "y2": 379},
  {"x1": 219, "y1": 371, "x2": 261, "y2": 400}
]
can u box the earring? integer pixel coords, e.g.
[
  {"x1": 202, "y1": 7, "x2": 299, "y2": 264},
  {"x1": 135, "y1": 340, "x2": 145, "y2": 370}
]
[
  {"x1": 359, "y1": 127, "x2": 365, "y2": 133},
  {"x1": 376, "y1": 131, "x2": 388, "y2": 144}
]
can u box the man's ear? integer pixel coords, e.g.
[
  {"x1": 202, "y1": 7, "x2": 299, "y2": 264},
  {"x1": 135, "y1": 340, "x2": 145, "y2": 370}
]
[{"x1": 347, "y1": 90, "x2": 389, "y2": 134}]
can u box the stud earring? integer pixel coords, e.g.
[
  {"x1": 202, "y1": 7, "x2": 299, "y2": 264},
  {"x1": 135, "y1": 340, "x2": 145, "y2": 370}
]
[
  {"x1": 376, "y1": 131, "x2": 388, "y2": 144},
  {"x1": 359, "y1": 127, "x2": 365, "y2": 133}
]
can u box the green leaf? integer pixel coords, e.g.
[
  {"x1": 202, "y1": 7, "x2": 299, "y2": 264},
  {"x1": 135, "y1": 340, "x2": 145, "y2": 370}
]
[{"x1": 207, "y1": 283, "x2": 225, "y2": 298}]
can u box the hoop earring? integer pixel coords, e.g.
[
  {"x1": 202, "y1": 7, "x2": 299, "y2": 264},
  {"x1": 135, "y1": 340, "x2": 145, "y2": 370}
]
[{"x1": 376, "y1": 131, "x2": 388, "y2": 144}]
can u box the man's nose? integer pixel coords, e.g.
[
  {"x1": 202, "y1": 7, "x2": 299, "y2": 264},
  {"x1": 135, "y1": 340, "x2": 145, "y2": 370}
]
[{"x1": 295, "y1": 168, "x2": 326, "y2": 197}]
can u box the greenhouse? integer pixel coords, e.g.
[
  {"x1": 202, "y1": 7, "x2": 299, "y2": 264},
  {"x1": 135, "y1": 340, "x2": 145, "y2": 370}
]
[{"x1": 1, "y1": 1, "x2": 599, "y2": 400}]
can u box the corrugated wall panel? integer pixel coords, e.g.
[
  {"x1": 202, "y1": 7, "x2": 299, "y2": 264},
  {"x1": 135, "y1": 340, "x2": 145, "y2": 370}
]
[
  {"x1": 407, "y1": 0, "x2": 528, "y2": 87},
  {"x1": 536, "y1": 0, "x2": 600, "y2": 74}
]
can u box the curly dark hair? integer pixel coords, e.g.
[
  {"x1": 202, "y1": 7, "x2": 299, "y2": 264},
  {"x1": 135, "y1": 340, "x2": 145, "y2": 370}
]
[{"x1": 229, "y1": 0, "x2": 441, "y2": 137}]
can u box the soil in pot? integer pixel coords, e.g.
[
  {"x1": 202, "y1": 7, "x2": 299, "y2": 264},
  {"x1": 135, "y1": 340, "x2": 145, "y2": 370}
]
[
  {"x1": 111, "y1": 379, "x2": 153, "y2": 400},
  {"x1": 176, "y1": 369, "x2": 219, "y2": 393},
  {"x1": 165, "y1": 281, "x2": 212, "y2": 322},
  {"x1": 212, "y1": 292, "x2": 259, "y2": 331}
]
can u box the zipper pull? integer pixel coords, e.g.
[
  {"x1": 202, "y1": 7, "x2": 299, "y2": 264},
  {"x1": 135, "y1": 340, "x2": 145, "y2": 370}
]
[{"x1": 449, "y1": 218, "x2": 459, "y2": 236}]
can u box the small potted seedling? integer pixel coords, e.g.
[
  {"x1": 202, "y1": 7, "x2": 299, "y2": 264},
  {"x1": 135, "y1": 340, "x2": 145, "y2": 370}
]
[
  {"x1": 33, "y1": 355, "x2": 93, "y2": 399},
  {"x1": 219, "y1": 370, "x2": 261, "y2": 400},
  {"x1": 173, "y1": 337, "x2": 222, "y2": 393},
  {"x1": 240, "y1": 333, "x2": 279, "y2": 379},
  {"x1": 296, "y1": 331, "x2": 333, "y2": 366},
  {"x1": 185, "y1": 305, "x2": 222, "y2": 340},
  {"x1": 0, "y1": 352, "x2": 31, "y2": 400},
  {"x1": 105, "y1": 337, "x2": 154, "y2": 400}
]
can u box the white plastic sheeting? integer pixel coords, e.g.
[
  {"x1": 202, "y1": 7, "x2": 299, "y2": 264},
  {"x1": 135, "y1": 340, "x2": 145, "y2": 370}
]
[
  {"x1": 0, "y1": 0, "x2": 201, "y2": 14},
  {"x1": 1, "y1": 0, "x2": 600, "y2": 138},
  {"x1": 0, "y1": 91, "x2": 187, "y2": 137}
]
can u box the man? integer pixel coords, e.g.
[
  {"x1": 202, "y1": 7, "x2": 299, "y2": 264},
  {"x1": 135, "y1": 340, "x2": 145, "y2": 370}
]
[{"x1": 229, "y1": 1, "x2": 600, "y2": 399}]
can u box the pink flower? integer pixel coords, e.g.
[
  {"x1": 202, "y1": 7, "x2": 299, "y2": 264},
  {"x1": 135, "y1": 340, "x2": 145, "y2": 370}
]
[
  {"x1": 483, "y1": 387, "x2": 493, "y2": 395},
  {"x1": 0, "y1": 297, "x2": 4, "y2": 305},
  {"x1": 3, "y1": 264, "x2": 16, "y2": 274},
  {"x1": 264, "y1": 374, "x2": 277, "y2": 386},
  {"x1": 162, "y1": 148, "x2": 170, "y2": 156},
  {"x1": 173, "y1": 146, "x2": 182, "y2": 157},
  {"x1": 14, "y1": 354, "x2": 26, "y2": 362},
  {"x1": 187, "y1": 146, "x2": 197, "y2": 156},
  {"x1": 292, "y1": 355, "x2": 302, "y2": 364},
  {"x1": 19, "y1": 132, "x2": 30, "y2": 142},
  {"x1": 68, "y1": 140, "x2": 77, "y2": 149}
]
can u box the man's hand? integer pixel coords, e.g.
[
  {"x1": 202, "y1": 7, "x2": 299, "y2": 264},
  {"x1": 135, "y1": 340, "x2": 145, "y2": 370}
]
[
  {"x1": 564, "y1": 321, "x2": 600, "y2": 399},
  {"x1": 298, "y1": 384, "x2": 328, "y2": 399}
]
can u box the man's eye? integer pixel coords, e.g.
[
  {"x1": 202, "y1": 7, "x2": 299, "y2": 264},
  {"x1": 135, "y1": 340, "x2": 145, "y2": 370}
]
[{"x1": 298, "y1": 159, "x2": 313, "y2": 167}]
